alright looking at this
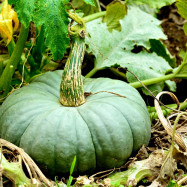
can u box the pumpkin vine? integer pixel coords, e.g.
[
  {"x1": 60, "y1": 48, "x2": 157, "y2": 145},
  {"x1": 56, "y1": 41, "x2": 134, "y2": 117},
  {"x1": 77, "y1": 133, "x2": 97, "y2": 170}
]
[{"x1": 60, "y1": 15, "x2": 87, "y2": 107}]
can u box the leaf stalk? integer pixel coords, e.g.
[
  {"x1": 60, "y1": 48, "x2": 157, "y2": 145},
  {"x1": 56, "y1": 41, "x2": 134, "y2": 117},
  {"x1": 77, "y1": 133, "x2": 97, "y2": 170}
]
[
  {"x1": 129, "y1": 73, "x2": 176, "y2": 88},
  {"x1": 0, "y1": 151, "x2": 31, "y2": 186},
  {"x1": 0, "y1": 24, "x2": 29, "y2": 98},
  {"x1": 7, "y1": 39, "x2": 16, "y2": 56},
  {"x1": 148, "y1": 101, "x2": 187, "y2": 120},
  {"x1": 83, "y1": 11, "x2": 106, "y2": 23},
  {"x1": 85, "y1": 67, "x2": 99, "y2": 78}
]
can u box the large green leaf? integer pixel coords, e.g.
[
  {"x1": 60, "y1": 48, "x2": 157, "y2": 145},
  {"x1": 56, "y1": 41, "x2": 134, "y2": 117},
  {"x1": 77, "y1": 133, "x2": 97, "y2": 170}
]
[
  {"x1": 86, "y1": 6, "x2": 173, "y2": 94},
  {"x1": 120, "y1": 52, "x2": 173, "y2": 95},
  {"x1": 86, "y1": 6, "x2": 167, "y2": 69},
  {"x1": 128, "y1": 0, "x2": 176, "y2": 9},
  {"x1": 8, "y1": 0, "x2": 69, "y2": 60}
]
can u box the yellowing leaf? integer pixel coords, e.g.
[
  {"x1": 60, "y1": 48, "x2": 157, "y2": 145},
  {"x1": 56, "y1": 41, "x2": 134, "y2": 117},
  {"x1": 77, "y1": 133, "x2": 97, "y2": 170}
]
[
  {"x1": 0, "y1": 0, "x2": 19, "y2": 44},
  {"x1": 128, "y1": 0, "x2": 176, "y2": 9},
  {"x1": 72, "y1": 0, "x2": 99, "y2": 17},
  {"x1": 176, "y1": 0, "x2": 187, "y2": 35},
  {"x1": 183, "y1": 21, "x2": 187, "y2": 35},
  {"x1": 176, "y1": 0, "x2": 187, "y2": 20},
  {"x1": 103, "y1": 0, "x2": 127, "y2": 32}
]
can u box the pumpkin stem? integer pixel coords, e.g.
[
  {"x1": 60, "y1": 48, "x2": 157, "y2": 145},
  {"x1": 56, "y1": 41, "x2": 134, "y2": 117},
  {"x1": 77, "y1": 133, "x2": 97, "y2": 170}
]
[{"x1": 60, "y1": 17, "x2": 86, "y2": 107}]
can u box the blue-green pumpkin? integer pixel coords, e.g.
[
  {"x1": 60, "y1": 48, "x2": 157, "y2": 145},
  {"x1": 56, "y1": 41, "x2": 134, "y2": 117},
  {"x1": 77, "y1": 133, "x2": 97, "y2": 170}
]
[{"x1": 0, "y1": 32, "x2": 151, "y2": 175}]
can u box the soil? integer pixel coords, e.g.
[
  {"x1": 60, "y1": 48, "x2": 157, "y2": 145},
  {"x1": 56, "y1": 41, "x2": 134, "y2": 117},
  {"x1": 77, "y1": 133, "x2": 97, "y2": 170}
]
[
  {"x1": 158, "y1": 5, "x2": 187, "y2": 64},
  {"x1": 158, "y1": 4, "x2": 187, "y2": 102}
]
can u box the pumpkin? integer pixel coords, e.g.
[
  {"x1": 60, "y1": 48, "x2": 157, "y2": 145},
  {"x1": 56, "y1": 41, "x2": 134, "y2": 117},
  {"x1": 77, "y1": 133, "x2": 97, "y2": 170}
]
[{"x1": 0, "y1": 24, "x2": 151, "y2": 176}]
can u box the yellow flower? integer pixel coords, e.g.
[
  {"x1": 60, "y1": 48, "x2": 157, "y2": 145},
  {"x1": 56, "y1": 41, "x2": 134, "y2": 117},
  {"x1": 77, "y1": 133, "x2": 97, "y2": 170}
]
[{"x1": 0, "y1": 0, "x2": 19, "y2": 44}]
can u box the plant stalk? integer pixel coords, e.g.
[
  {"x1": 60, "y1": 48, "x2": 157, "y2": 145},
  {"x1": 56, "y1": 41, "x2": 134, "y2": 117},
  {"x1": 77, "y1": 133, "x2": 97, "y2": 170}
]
[
  {"x1": 106, "y1": 161, "x2": 153, "y2": 186},
  {"x1": 94, "y1": 0, "x2": 102, "y2": 12},
  {"x1": 0, "y1": 25, "x2": 29, "y2": 97},
  {"x1": 60, "y1": 13, "x2": 87, "y2": 107},
  {"x1": 83, "y1": 11, "x2": 106, "y2": 23},
  {"x1": 110, "y1": 67, "x2": 127, "y2": 79},
  {"x1": 7, "y1": 39, "x2": 16, "y2": 56},
  {"x1": 85, "y1": 67, "x2": 99, "y2": 78},
  {"x1": 0, "y1": 151, "x2": 31, "y2": 186},
  {"x1": 130, "y1": 73, "x2": 176, "y2": 88},
  {"x1": 0, "y1": 55, "x2": 9, "y2": 76},
  {"x1": 86, "y1": 67, "x2": 187, "y2": 88},
  {"x1": 148, "y1": 101, "x2": 187, "y2": 113},
  {"x1": 175, "y1": 50, "x2": 187, "y2": 75},
  {"x1": 32, "y1": 25, "x2": 45, "y2": 63},
  {"x1": 7, "y1": 38, "x2": 30, "y2": 82},
  {"x1": 148, "y1": 101, "x2": 187, "y2": 120},
  {"x1": 60, "y1": 35, "x2": 86, "y2": 107}
]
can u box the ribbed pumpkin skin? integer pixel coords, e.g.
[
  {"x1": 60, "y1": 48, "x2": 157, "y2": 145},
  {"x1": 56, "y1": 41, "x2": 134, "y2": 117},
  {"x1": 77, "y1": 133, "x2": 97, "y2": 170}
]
[{"x1": 0, "y1": 70, "x2": 151, "y2": 175}]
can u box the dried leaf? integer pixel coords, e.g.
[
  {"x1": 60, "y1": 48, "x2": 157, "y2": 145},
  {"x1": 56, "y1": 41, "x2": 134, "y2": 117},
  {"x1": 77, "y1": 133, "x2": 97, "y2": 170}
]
[
  {"x1": 154, "y1": 91, "x2": 187, "y2": 151},
  {"x1": 148, "y1": 180, "x2": 162, "y2": 187},
  {"x1": 173, "y1": 146, "x2": 187, "y2": 169},
  {"x1": 76, "y1": 175, "x2": 94, "y2": 185},
  {"x1": 159, "y1": 147, "x2": 177, "y2": 179}
]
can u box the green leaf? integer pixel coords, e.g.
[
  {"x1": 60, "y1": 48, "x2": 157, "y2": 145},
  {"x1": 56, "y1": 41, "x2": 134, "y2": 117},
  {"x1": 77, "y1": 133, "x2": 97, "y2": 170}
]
[
  {"x1": 183, "y1": 22, "x2": 187, "y2": 35},
  {"x1": 8, "y1": 0, "x2": 34, "y2": 27},
  {"x1": 70, "y1": 156, "x2": 76, "y2": 175},
  {"x1": 176, "y1": 0, "x2": 187, "y2": 20},
  {"x1": 86, "y1": 6, "x2": 173, "y2": 94},
  {"x1": 62, "y1": 0, "x2": 70, "y2": 5},
  {"x1": 176, "y1": 61, "x2": 187, "y2": 76},
  {"x1": 0, "y1": 2, "x2": 3, "y2": 12},
  {"x1": 54, "y1": 176, "x2": 60, "y2": 187},
  {"x1": 128, "y1": 0, "x2": 176, "y2": 9},
  {"x1": 67, "y1": 176, "x2": 73, "y2": 187},
  {"x1": 165, "y1": 80, "x2": 176, "y2": 92},
  {"x1": 103, "y1": 1, "x2": 127, "y2": 32},
  {"x1": 86, "y1": 6, "x2": 167, "y2": 69},
  {"x1": 0, "y1": 62, "x2": 3, "y2": 77},
  {"x1": 175, "y1": 51, "x2": 187, "y2": 77},
  {"x1": 8, "y1": 0, "x2": 70, "y2": 60},
  {"x1": 150, "y1": 39, "x2": 176, "y2": 68},
  {"x1": 179, "y1": 49, "x2": 186, "y2": 59},
  {"x1": 122, "y1": 52, "x2": 172, "y2": 95},
  {"x1": 72, "y1": 0, "x2": 99, "y2": 16},
  {"x1": 138, "y1": 4, "x2": 156, "y2": 16},
  {"x1": 83, "y1": 0, "x2": 95, "y2": 6}
]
